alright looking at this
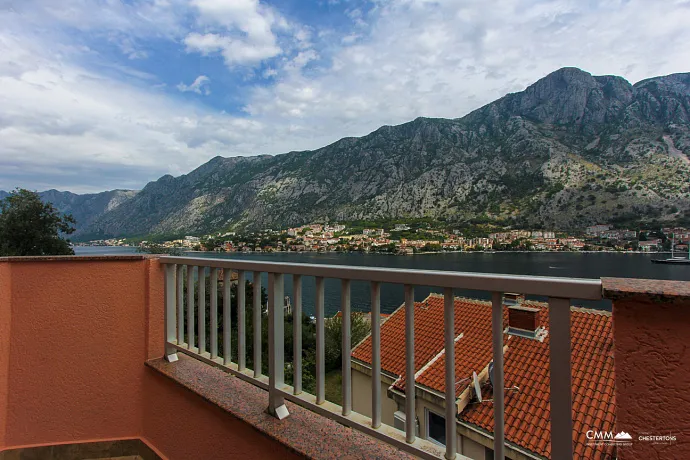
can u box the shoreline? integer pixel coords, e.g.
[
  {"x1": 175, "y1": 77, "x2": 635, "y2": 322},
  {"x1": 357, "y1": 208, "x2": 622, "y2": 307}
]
[
  {"x1": 73, "y1": 246, "x2": 683, "y2": 257},
  {"x1": 180, "y1": 249, "x2": 678, "y2": 256}
]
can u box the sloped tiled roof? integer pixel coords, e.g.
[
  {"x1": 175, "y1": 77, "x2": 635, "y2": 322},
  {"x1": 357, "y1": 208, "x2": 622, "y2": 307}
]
[
  {"x1": 350, "y1": 294, "x2": 615, "y2": 460},
  {"x1": 351, "y1": 296, "x2": 459, "y2": 377}
]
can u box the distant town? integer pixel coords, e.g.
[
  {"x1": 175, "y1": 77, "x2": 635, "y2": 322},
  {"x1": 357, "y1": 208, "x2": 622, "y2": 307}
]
[{"x1": 77, "y1": 223, "x2": 690, "y2": 255}]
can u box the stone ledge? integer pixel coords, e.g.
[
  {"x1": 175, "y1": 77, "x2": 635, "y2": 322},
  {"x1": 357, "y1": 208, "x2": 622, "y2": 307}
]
[
  {"x1": 601, "y1": 277, "x2": 690, "y2": 302},
  {"x1": 146, "y1": 355, "x2": 415, "y2": 460}
]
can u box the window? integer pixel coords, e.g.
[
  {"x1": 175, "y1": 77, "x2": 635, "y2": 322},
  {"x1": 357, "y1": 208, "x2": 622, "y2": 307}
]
[{"x1": 426, "y1": 409, "x2": 446, "y2": 446}]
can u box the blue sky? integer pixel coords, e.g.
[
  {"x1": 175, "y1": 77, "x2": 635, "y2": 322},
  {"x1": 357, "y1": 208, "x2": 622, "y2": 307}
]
[{"x1": 0, "y1": 0, "x2": 689, "y2": 193}]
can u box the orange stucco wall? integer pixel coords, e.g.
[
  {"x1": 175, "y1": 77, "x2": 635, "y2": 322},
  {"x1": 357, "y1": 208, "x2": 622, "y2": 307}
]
[
  {"x1": 613, "y1": 294, "x2": 690, "y2": 459},
  {"x1": 143, "y1": 370, "x2": 301, "y2": 460},
  {"x1": 0, "y1": 263, "x2": 11, "y2": 449},
  {"x1": 0, "y1": 256, "x2": 297, "y2": 459},
  {"x1": 3, "y1": 259, "x2": 149, "y2": 446}
]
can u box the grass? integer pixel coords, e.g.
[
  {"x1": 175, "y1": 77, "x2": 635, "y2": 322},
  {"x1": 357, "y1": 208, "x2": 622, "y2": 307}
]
[{"x1": 325, "y1": 369, "x2": 342, "y2": 404}]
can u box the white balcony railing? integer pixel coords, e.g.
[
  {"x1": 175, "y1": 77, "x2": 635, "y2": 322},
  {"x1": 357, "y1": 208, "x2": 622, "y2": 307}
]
[{"x1": 159, "y1": 256, "x2": 602, "y2": 460}]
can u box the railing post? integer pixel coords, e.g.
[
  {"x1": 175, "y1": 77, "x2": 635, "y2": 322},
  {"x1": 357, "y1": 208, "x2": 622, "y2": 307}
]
[
  {"x1": 176, "y1": 265, "x2": 184, "y2": 345},
  {"x1": 405, "y1": 284, "x2": 415, "y2": 443},
  {"x1": 198, "y1": 267, "x2": 206, "y2": 354},
  {"x1": 371, "y1": 281, "x2": 381, "y2": 429},
  {"x1": 549, "y1": 297, "x2": 574, "y2": 460},
  {"x1": 238, "y1": 270, "x2": 247, "y2": 371},
  {"x1": 252, "y1": 271, "x2": 261, "y2": 377},
  {"x1": 444, "y1": 288, "x2": 455, "y2": 458},
  {"x1": 210, "y1": 268, "x2": 218, "y2": 359},
  {"x1": 341, "y1": 279, "x2": 352, "y2": 416},
  {"x1": 492, "y1": 292, "x2": 505, "y2": 459},
  {"x1": 267, "y1": 272, "x2": 289, "y2": 419},
  {"x1": 293, "y1": 274, "x2": 302, "y2": 394},
  {"x1": 315, "y1": 276, "x2": 325, "y2": 404},
  {"x1": 164, "y1": 264, "x2": 178, "y2": 362},
  {"x1": 222, "y1": 269, "x2": 232, "y2": 365},
  {"x1": 187, "y1": 266, "x2": 195, "y2": 350}
]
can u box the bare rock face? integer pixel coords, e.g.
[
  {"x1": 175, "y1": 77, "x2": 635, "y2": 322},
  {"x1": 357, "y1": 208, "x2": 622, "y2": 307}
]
[{"x1": 73, "y1": 67, "x2": 690, "y2": 239}]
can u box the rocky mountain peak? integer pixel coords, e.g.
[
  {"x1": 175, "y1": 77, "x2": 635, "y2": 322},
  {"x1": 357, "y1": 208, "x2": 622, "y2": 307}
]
[
  {"x1": 498, "y1": 67, "x2": 633, "y2": 129},
  {"x1": 635, "y1": 72, "x2": 690, "y2": 94},
  {"x1": 627, "y1": 72, "x2": 690, "y2": 125}
]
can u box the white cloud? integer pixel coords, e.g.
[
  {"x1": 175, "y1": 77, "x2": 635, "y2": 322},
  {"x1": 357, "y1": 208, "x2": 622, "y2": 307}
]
[
  {"x1": 110, "y1": 34, "x2": 149, "y2": 60},
  {"x1": 177, "y1": 75, "x2": 211, "y2": 95},
  {"x1": 2, "y1": 0, "x2": 690, "y2": 194},
  {"x1": 184, "y1": 0, "x2": 285, "y2": 67},
  {"x1": 0, "y1": 29, "x2": 238, "y2": 192},
  {"x1": 243, "y1": 0, "x2": 690, "y2": 143},
  {"x1": 184, "y1": 32, "x2": 281, "y2": 66}
]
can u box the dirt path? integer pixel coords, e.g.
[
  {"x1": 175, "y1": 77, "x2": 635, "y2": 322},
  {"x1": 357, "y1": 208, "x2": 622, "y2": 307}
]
[{"x1": 663, "y1": 135, "x2": 690, "y2": 165}]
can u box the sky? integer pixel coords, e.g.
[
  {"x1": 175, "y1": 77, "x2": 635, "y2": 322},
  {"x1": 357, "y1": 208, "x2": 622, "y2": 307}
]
[{"x1": 0, "y1": 0, "x2": 689, "y2": 193}]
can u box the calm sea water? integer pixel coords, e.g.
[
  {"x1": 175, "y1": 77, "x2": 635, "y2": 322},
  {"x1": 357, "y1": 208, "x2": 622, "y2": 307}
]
[{"x1": 75, "y1": 247, "x2": 690, "y2": 315}]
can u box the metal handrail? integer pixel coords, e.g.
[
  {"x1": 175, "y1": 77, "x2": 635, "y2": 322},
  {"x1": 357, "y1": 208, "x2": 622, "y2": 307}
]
[
  {"x1": 160, "y1": 256, "x2": 597, "y2": 460},
  {"x1": 158, "y1": 256, "x2": 603, "y2": 299}
]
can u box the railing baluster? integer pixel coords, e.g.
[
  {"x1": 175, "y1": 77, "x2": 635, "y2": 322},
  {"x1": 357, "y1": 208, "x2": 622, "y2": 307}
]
[
  {"x1": 187, "y1": 266, "x2": 195, "y2": 349},
  {"x1": 238, "y1": 270, "x2": 246, "y2": 371},
  {"x1": 155, "y1": 256, "x2": 598, "y2": 460},
  {"x1": 549, "y1": 297, "x2": 574, "y2": 460},
  {"x1": 293, "y1": 274, "x2": 303, "y2": 394},
  {"x1": 267, "y1": 273, "x2": 289, "y2": 419},
  {"x1": 315, "y1": 276, "x2": 325, "y2": 404},
  {"x1": 492, "y1": 292, "x2": 505, "y2": 459},
  {"x1": 210, "y1": 268, "x2": 218, "y2": 359},
  {"x1": 223, "y1": 269, "x2": 232, "y2": 365},
  {"x1": 252, "y1": 271, "x2": 261, "y2": 377},
  {"x1": 198, "y1": 267, "x2": 206, "y2": 354},
  {"x1": 341, "y1": 279, "x2": 352, "y2": 416},
  {"x1": 405, "y1": 284, "x2": 415, "y2": 443},
  {"x1": 444, "y1": 288, "x2": 456, "y2": 458},
  {"x1": 371, "y1": 281, "x2": 382, "y2": 429},
  {"x1": 164, "y1": 264, "x2": 178, "y2": 362},
  {"x1": 176, "y1": 265, "x2": 184, "y2": 344}
]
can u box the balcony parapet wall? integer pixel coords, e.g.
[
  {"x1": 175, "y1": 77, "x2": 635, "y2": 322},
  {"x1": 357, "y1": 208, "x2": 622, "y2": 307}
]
[
  {"x1": 0, "y1": 255, "x2": 325, "y2": 459},
  {"x1": 603, "y1": 278, "x2": 690, "y2": 460},
  {"x1": 2, "y1": 257, "x2": 689, "y2": 459},
  {"x1": 0, "y1": 255, "x2": 156, "y2": 449}
]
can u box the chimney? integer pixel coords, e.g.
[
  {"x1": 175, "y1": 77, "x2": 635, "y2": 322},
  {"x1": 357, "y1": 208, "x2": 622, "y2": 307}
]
[
  {"x1": 503, "y1": 293, "x2": 525, "y2": 306},
  {"x1": 507, "y1": 306, "x2": 540, "y2": 337}
]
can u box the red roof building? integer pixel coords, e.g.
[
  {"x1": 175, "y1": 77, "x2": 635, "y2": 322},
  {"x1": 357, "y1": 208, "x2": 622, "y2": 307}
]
[{"x1": 351, "y1": 294, "x2": 615, "y2": 460}]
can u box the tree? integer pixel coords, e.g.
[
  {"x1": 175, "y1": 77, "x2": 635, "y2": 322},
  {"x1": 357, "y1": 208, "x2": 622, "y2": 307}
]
[
  {"x1": 0, "y1": 189, "x2": 76, "y2": 256},
  {"x1": 324, "y1": 312, "x2": 371, "y2": 372}
]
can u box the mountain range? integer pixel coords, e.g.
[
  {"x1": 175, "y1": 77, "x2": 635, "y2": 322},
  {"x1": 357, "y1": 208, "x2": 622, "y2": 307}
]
[
  {"x1": 3, "y1": 67, "x2": 689, "y2": 240},
  {"x1": 0, "y1": 189, "x2": 138, "y2": 233}
]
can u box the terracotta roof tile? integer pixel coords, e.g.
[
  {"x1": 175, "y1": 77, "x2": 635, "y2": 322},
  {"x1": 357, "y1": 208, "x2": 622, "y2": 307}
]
[{"x1": 351, "y1": 295, "x2": 615, "y2": 460}]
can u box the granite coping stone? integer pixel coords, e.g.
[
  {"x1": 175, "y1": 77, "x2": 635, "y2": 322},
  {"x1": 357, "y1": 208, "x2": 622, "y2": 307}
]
[
  {"x1": 146, "y1": 355, "x2": 416, "y2": 460},
  {"x1": 601, "y1": 277, "x2": 690, "y2": 302},
  {"x1": 0, "y1": 255, "x2": 150, "y2": 263}
]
